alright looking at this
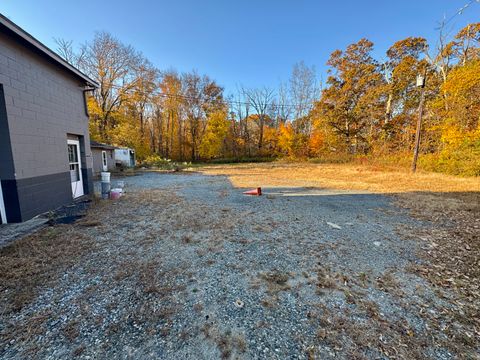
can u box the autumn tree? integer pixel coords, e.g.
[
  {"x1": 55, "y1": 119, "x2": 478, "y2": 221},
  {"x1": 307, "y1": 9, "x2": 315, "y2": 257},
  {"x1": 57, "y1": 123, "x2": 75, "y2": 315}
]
[
  {"x1": 199, "y1": 110, "x2": 230, "y2": 159},
  {"x1": 54, "y1": 38, "x2": 84, "y2": 66},
  {"x1": 379, "y1": 37, "x2": 432, "y2": 150},
  {"x1": 78, "y1": 32, "x2": 144, "y2": 140},
  {"x1": 231, "y1": 89, "x2": 253, "y2": 157},
  {"x1": 244, "y1": 87, "x2": 275, "y2": 151},
  {"x1": 155, "y1": 71, "x2": 183, "y2": 159},
  {"x1": 441, "y1": 59, "x2": 480, "y2": 133},
  {"x1": 289, "y1": 61, "x2": 319, "y2": 137},
  {"x1": 56, "y1": 20, "x2": 480, "y2": 174},
  {"x1": 453, "y1": 23, "x2": 480, "y2": 65},
  {"x1": 313, "y1": 39, "x2": 382, "y2": 154},
  {"x1": 182, "y1": 72, "x2": 224, "y2": 161}
]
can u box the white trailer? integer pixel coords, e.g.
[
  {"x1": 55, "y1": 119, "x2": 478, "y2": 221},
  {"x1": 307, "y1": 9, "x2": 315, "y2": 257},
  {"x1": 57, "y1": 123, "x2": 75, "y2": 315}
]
[{"x1": 114, "y1": 148, "x2": 136, "y2": 168}]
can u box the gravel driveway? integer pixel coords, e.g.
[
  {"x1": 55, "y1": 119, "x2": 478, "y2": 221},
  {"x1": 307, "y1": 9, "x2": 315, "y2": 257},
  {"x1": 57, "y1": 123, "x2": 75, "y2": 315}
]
[{"x1": 1, "y1": 172, "x2": 475, "y2": 359}]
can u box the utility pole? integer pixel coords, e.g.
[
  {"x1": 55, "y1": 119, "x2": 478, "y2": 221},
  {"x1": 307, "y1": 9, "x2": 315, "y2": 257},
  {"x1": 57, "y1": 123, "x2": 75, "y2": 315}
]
[{"x1": 412, "y1": 72, "x2": 426, "y2": 173}]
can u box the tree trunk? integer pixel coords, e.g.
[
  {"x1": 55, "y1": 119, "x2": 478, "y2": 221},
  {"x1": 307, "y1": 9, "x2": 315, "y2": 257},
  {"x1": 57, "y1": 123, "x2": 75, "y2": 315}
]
[
  {"x1": 258, "y1": 116, "x2": 264, "y2": 150},
  {"x1": 385, "y1": 93, "x2": 392, "y2": 124},
  {"x1": 170, "y1": 110, "x2": 175, "y2": 159}
]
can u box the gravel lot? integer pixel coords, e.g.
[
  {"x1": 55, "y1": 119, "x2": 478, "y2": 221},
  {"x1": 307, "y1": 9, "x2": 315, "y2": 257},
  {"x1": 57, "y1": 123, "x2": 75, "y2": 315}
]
[{"x1": 1, "y1": 171, "x2": 478, "y2": 359}]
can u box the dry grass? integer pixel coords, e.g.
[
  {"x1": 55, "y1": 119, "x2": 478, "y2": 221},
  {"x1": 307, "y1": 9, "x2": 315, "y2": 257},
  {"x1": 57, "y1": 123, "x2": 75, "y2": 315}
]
[
  {"x1": 400, "y1": 191, "x2": 480, "y2": 357},
  {"x1": 0, "y1": 192, "x2": 185, "y2": 348},
  {"x1": 259, "y1": 271, "x2": 291, "y2": 294},
  {"x1": 0, "y1": 225, "x2": 96, "y2": 314},
  {"x1": 201, "y1": 324, "x2": 247, "y2": 359},
  {"x1": 309, "y1": 303, "x2": 429, "y2": 359},
  {"x1": 195, "y1": 162, "x2": 480, "y2": 194}
]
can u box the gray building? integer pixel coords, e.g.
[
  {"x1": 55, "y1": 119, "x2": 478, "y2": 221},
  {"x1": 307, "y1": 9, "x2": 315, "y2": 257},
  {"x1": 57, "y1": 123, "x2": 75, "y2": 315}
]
[
  {"x1": 91, "y1": 141, "x2": 116, "y2": 176},
  {"x1": 0, "y1": 14, "x2": 98, "y2": 223}
]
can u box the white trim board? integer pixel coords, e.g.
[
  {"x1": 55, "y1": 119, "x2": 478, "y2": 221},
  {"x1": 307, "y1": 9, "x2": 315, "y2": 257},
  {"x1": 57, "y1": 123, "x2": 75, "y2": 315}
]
[{"x1": 0, "y1": 181, "x2": 7, "y2": 224}]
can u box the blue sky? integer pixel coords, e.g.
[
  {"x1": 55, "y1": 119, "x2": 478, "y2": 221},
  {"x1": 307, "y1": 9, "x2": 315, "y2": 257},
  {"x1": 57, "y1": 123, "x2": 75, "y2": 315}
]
[{"x1": 1, "y1": 1, "x2": 478, "y2": 95}]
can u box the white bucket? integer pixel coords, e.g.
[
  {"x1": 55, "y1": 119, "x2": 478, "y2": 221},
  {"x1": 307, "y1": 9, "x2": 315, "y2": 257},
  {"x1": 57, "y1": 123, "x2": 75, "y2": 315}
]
[{"x1": 101, "y1": 172, "x2": 111, "y2": 183}]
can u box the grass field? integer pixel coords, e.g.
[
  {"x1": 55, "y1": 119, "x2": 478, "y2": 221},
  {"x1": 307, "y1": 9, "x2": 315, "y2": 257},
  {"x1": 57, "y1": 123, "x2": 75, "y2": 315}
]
[
  {"x1": 194, "y1": 161, "x2": 480, "y2": 194},
  {"x1": 195, "y1": 161, "x2": 480, "y2": 216}
]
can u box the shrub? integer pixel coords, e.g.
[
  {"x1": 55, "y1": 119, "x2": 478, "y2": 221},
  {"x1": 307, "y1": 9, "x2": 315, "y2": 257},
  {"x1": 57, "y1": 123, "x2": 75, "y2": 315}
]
[
  {"x1": 420, "y1": 138, "x2": 480, "y2": 176},
  {"x1": 141, "y1": 155, "x2": 191, "y2": 171}
]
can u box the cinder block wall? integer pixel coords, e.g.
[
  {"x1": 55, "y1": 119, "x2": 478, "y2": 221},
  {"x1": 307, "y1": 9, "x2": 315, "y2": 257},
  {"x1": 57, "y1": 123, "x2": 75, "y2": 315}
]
[{"x1": 0, "y1": 31, "x2": 93, "y2": 222}]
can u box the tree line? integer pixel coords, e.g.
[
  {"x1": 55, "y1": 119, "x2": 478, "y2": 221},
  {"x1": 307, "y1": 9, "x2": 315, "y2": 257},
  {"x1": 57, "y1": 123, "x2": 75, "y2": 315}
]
[{"x1": 57, "y1": 22, "x2": 480, "y2": 175}]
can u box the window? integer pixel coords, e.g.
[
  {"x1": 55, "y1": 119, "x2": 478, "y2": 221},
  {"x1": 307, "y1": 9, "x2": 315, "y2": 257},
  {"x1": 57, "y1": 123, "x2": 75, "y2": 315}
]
[{"x1": 68, "y1": 144, "x2": 80, "y2": 182}]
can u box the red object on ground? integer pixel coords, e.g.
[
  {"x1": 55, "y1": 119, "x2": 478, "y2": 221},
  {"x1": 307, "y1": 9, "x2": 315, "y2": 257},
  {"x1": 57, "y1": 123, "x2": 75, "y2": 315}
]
[
  {"x1": 243, "y1": 187, "x2": 262, "y2": 196},
  {"x1": 109, "y1": 190, "x2": 121, "y2": 200}
]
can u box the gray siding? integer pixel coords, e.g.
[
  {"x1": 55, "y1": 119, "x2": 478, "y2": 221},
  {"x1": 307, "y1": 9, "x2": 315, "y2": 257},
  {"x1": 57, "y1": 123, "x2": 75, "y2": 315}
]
[
  {"x1": 0, "y1": 30, "x2": 93, "y2": 222},
  {"x1": 0, "y1": 31, "x2": 93, "y2": 179},
  {"x1": 92, "y1": 148, "x2": 116, "y2": 175}
]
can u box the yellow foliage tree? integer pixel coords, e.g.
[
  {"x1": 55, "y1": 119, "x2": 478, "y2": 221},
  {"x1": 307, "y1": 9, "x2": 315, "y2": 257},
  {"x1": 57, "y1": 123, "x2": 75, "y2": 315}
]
[
  {"x1": 199, "y1": 111, "x2": 229, "y2": 159},
  {"x1": 308, "y1": 130, "x2": 324, "y2": 156},
  {"x1": 277, "y1": 122, "x2": 295, "y2": 156},
  {"x1": 441, "y1": 59, "x2": 480, "y2": 134}
]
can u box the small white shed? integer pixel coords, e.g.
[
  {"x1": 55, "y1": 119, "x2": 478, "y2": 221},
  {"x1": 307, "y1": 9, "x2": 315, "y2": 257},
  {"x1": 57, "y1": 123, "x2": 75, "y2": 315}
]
[{"x1": 114, "y1": 148, "x2": 136, "y2": 168}]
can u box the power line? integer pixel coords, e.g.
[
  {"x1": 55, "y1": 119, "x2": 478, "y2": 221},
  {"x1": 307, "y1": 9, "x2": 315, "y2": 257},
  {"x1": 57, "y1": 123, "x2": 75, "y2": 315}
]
[
  {"x1": 101, "y1": 82, "x2": 317, "y2": 109},
  {"x1": 439, "y1": 0, "x2": 479, "y2": 28},
  {"x1": 155, "y1": 92, "x2": 311, "y2": 109}
]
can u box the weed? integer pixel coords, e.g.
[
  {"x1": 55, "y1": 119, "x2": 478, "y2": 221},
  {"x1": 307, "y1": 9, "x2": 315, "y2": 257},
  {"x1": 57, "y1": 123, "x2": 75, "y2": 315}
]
[
  {"x1": 357, "y1": 272, "x2": 369, "y2": 287},
  {"x1": 182, "y1": 235, "x2": 193, "y2": 244},
  {"x1": 343, "y1": 290, "x2": 356, "y2": 304},
  {"x1": 259, "y1": 271, "x2": 291, "y2": 293},
  {"x1": 316, "y1": 268, "x2": 336, "y2": 292},
  {"x1": 360, "y1": 300, "x2": 381, "y2": 320}
]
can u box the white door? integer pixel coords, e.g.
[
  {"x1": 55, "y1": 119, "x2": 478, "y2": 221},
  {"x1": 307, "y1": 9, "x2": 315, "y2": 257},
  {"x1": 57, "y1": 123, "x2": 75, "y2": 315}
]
[
  {"x1": 68, "y1": 140, "x2": 84, "y2": 198},
  {"x1": 102, "y1": 150, "x2": 108, "y2": 172}
]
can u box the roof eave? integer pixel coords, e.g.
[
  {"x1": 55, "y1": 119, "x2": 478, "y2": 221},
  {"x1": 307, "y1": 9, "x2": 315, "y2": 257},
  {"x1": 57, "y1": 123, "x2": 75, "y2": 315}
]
[{"x1": 0, "y1": 14, "x2": 99, "y2": 88}]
